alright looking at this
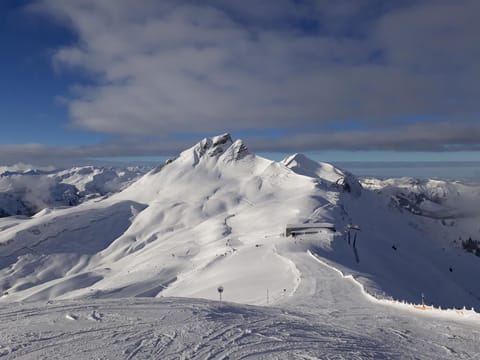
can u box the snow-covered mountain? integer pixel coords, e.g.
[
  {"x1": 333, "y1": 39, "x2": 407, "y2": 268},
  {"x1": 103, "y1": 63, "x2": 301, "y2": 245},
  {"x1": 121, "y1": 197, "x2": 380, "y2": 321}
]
[
  {"x1": 1, "y1": 133, "x2": 480, "y2": 358},
  {"x1": 0, "y1": 166, "x2": 148, "y2": 217},
  {"x1": 0, "y1": 133, "x2": 478, "y2": 311}
]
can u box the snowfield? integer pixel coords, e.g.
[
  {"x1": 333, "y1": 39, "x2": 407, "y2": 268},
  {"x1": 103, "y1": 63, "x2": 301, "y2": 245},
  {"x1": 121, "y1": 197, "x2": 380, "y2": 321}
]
[
  {"x1": 0, "y1": 166, "x2": 148, "y2": 217},
  {"x1": 0, "y1": 133, "x2": 479, "y2": 359}
]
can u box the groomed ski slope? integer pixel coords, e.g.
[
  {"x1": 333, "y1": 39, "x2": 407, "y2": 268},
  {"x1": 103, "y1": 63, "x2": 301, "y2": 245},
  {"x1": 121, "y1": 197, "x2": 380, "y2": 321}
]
[
  {"x1": 0, "y1": 133, "x2": 479, "y2": 358},
  {"x1": 0, "y1": 247, "x2": 479, "y2": 359}
]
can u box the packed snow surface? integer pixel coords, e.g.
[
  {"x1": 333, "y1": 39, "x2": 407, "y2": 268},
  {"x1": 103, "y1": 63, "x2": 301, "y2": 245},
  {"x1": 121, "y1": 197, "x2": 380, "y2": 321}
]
[{"x1": 0, "y1": 133, "x2": 479, "y2": 358}]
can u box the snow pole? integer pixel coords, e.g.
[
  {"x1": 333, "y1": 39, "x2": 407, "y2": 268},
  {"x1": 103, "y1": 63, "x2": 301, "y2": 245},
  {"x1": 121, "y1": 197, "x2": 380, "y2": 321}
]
[{"x1": 217, "y1": 286, "x2": 224, "y2": 302}]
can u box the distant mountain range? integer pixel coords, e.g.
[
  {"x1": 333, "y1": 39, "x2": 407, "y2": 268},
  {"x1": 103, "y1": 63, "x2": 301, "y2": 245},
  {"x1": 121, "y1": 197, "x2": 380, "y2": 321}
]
[{"x1": 0, "y1": 166, "x2": 149, "y2": 217}]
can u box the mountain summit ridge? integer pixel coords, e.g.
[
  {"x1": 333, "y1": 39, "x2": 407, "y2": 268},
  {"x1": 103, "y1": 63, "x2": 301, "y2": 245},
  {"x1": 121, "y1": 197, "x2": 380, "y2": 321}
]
[{"x1": 176, "y1": 133, "x2": 249, "y2": 166}]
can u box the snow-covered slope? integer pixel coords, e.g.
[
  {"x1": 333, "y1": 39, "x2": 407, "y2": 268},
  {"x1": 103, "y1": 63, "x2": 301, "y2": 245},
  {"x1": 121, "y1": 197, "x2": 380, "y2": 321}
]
[
  {"x1": 0, "y1": 166, "x2": 147, "y2": 217},
  {"x1": 0, "y1": 133, "x2": 479, "y2": 311},
  {"x1": 1, "y1": 292, "x2": 479, "y2": 359},
  {"x1": 55, "y1": 166, "x2": 148, "y2": 197},
  {"x1": 1, "y1": 133, "x2": 480, "y2": 358},
  {"x1": 282, "y1": 153, "x2": 362, "y2": 196},
  {"x1": 362, "y1": 177, "x2": 480, "y2": 219}
]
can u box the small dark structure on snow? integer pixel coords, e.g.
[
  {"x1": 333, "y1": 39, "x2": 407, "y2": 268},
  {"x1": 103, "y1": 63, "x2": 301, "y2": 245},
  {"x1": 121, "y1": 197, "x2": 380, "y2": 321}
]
[
  {"x1": 346, "y1": 224, "x2": 361, "y2": 247},
  {"x1": 286, "y1": 223, "x2": 336, "y2": 237},
  {"x1": 217, "y1": 286, "x2": 224, "y2": 301}
]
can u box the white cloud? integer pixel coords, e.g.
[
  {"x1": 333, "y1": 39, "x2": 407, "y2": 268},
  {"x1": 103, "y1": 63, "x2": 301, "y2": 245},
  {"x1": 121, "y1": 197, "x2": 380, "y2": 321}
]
[{"x1": 26, "y1": 0, "x2": 480, "y2": 153}]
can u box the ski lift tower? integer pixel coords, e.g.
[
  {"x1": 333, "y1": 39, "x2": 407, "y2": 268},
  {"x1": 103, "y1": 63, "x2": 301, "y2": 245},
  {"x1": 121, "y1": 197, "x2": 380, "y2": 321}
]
[{"x1": 346, "y1": 224, "x2": 361, "y2": 247}]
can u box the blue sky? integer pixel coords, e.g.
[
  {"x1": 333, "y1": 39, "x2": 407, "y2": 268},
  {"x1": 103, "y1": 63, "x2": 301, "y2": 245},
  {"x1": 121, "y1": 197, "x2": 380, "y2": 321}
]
[
  {"x1": 0, "y1": 0, "x2": 479, "y2": 165},
  {"x1": 0, "y1": 0, "x2": 106, "y2": 146}
]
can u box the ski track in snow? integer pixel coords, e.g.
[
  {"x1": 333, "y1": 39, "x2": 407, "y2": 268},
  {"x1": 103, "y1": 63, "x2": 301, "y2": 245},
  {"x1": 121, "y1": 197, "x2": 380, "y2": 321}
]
[
  {"x1": 0, "y1": 298, "x2": 398, "y2": 359},
  {"x1": 0, "y1": 251, "x2": 479, "y2": 359}
]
